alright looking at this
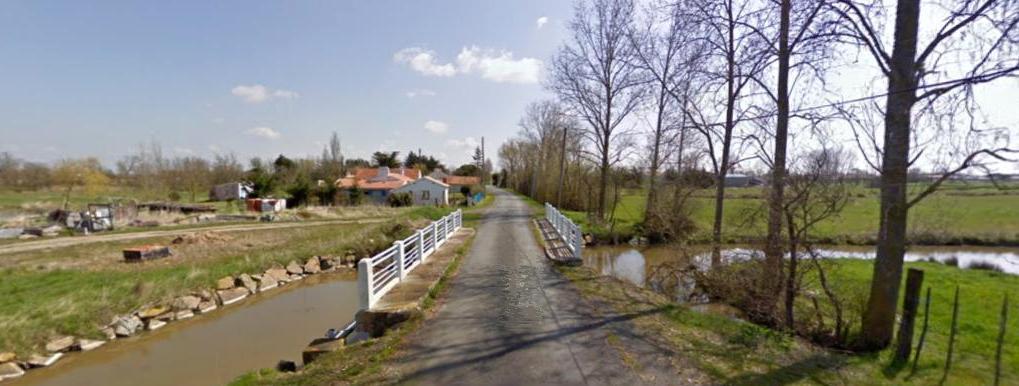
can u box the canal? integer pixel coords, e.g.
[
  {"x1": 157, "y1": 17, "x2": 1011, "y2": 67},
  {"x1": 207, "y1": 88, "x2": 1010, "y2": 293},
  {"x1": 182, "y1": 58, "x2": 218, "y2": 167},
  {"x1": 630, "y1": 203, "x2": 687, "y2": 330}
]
[{"x1": 10, "y1": 273, "x2": 358, "y2": 386}]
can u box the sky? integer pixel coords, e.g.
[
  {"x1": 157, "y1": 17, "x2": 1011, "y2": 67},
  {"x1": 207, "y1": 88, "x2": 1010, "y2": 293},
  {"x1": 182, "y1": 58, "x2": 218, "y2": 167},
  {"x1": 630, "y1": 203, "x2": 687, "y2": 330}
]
[
  {"x1": 0, "y1": 1, "x2": 572, "y2": 168},
  {"x1": 1, "y1": 1, "x2": 1017, "y2": 174}
]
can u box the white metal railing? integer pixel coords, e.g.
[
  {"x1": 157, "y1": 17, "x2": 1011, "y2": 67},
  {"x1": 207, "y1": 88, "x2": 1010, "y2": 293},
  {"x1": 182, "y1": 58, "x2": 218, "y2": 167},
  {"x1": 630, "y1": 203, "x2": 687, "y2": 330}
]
[
  {"x1": 544, "y1": 203, "x2": 583, "y2": 260},
  {"x1": 358, "y1": 209, "x2": 463, "y2": 310}
]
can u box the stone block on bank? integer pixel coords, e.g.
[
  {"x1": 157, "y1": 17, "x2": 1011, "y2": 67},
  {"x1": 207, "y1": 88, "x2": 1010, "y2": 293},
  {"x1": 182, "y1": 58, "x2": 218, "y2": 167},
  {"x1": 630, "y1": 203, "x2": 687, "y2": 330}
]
[
  {"x1": 0, "y1": 352, "x2": 15, "y2": 363},
  {"x1": 217, "y1": 287, "x2": 249, "y2": 305},
  {"x1": 174, "y1": 310, "x2": 195, "y2": 320},
  {"x1": 197, "y1": 301, "x2": 217, "y2": 314},
  {"x1": 353, "y1": 306, "x2": 422, "y2": 339},
  {"x1": 173, "y1": 295, "x2": 202, "y2": 311},
  {"x1": 77, "y1": 339, "x2": 106, "y2": 351},
  {"x1": 303, "y1": 257, "x2": 321, "y2": 274},
  {"x1": 0, "y1": 362, "x2": 25, "y2": 380},
  {"x1": 236, "y1": 273, "x2": 258, "y2": 293},
  {"x1": 45, "y1": 336, "x2": 75, "y2": 353},
  {"x1": 113, "y1": 315, "x2": 143, "y2": 337},
  {"x1": 147, "y1": 319, "x2": 167, "y2": 331},
  {"x1": 27, "y1": 353, "x2": 62, "y2": 368},
  {"x1": 138, "y1": 305, "x2": 170, "y2": 320},
  {"x1": 216, "y1": 276, "x2": 235, "y2": 290},
  {"x1": 286, "y1": 261, "x2": 304, "y2": 275},
  {"x1": 302, "y1": 337, "x2": 345, "y2": 365}
]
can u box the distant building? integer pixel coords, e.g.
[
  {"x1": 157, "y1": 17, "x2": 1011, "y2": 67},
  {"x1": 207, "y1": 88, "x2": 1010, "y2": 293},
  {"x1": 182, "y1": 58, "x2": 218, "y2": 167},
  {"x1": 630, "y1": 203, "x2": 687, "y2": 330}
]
[
  {"x1": 393, "y1": 176, "x2": 449, "y2": 206},
  {"x1": 336, "y1": 167, "x2": 416, "y2": 203},
  {"x1": 724, "y1": 174, "x2": 763, "y2": 187},
  {"x1": 209, "y1": 182, "x2": 252, "y2": 201},
  {"x1": 442, "y1": 175, "x2": 482, "y2": 190}
]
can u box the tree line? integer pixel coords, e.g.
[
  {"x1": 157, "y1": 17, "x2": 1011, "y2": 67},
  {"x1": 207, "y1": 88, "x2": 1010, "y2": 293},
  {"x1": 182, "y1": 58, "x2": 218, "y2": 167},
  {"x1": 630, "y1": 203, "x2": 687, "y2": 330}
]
[
  {"x1": 0, "y1": 131, "x2": 483, "y2": 207},
  {"x1": 500, "y1": 0, "x2": 1018, "y2": 351}
]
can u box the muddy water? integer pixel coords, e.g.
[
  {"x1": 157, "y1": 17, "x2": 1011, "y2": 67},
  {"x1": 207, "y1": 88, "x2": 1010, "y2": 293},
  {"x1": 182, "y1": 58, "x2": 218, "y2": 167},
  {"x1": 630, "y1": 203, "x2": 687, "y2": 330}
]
[
  {"x1": 584, "y1": 245, "x2": 1019, "y2": 300},
  {"x1": 10, "y1": 273, "x2": 358, "y2": 386}
]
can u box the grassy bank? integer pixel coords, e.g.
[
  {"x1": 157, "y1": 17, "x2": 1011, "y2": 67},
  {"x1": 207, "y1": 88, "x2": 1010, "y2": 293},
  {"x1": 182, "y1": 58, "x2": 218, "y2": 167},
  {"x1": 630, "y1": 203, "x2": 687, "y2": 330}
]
[
  {"x1": 557, "y1": 258, "x2": 1019, "y2": 385},
  {"x1": 0, "y1": 204, "x2": 459, "y2": 357},
  {"x1": 533, "y1": 183, "x2": 1019, "y2": 245}
]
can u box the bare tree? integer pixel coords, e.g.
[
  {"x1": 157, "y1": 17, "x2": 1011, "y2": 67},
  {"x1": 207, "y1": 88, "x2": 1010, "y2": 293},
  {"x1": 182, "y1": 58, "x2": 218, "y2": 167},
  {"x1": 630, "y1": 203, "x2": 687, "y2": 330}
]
[
  {"x1": 831, "y1": 0, "x2": 1019, "y2": 349},
  {"x1": 550, "y1": 0, "x2": 646, "y2": 221},
  {"x1": 683, "y1": 0, "x2": 773, "y2": 264},
  {"x1": 628, "y1": 1, "x2": 702, "y2": 224}
]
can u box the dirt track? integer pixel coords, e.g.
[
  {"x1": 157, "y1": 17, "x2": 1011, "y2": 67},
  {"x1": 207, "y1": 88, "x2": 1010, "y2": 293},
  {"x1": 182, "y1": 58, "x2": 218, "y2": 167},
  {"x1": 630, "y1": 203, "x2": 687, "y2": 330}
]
[{"x1": 0, "y1": 218, "x2": 387, "y2": 255}]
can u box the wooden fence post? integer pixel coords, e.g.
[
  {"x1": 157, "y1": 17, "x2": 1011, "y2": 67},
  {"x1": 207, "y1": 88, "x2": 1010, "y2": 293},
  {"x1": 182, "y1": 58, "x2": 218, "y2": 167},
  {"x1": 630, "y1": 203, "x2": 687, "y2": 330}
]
[
  {"x1": 912, "y1": 286, "x2": 932, "y2": 373},
  {"x1": 995, "y1": 294, "x2": 1009, "y2": 386},
  {"x1": 940, "y1": 286, "x2": 960, "y2": 385},
  {"x1": 895, "y1": 268, "x2": 924, "y2": 363}
]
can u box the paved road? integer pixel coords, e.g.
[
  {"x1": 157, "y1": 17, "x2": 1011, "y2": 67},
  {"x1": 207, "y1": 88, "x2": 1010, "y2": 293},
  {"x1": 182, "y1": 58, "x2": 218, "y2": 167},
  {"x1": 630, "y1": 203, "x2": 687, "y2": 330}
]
[
  {"x1": 0, "y1": 218, "x2": 386, "y2": 255},
  {"x1": 394, "y1": 188, "x2": 680, "y2": 385}
]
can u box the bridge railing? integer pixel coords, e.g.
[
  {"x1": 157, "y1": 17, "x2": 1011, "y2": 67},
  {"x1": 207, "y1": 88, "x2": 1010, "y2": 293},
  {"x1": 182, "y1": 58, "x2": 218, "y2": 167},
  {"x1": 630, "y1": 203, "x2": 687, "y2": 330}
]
[
  {"x1": 358, "y1": 209, "x2": 463, "y2": 310},
  {"x1": 544, "y1": 203, "x2": 583, "y2": 259}
]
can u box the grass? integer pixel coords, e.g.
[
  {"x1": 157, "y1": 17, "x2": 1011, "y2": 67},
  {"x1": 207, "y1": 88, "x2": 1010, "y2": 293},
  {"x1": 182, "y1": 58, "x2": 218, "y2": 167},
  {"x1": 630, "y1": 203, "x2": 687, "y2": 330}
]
[
  {"x1": 534, "y1": 183, "x2": 1019, "y2": 245},
  {"x1": 227, "y1": 228, "x2": 476, "y2": 386},
  {"x1": 558, "y1": 257, "x2": 1019, "y2": 385}
]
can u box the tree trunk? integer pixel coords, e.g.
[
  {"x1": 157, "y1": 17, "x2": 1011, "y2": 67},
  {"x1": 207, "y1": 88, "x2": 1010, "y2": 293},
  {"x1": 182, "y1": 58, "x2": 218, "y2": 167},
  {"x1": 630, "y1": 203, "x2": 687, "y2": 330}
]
[
  {"x1": 557, "y1": 125, "x2": 568, "y2": 207},
  {"x1": 712, "y1": 22, "x2": 737, "y2": 266},
  {"x1": 646, "y1": 84, "x2": 668, "y2": 222},
  {"x1": 861, "y1": 0, "x2": 921, "y2": 351},
  {"x1": 599, "y1": 142, "x2": 610, "y2": 221},
  {"x1": 765, "y1": 0, "x2": 791, "y2": 303}
]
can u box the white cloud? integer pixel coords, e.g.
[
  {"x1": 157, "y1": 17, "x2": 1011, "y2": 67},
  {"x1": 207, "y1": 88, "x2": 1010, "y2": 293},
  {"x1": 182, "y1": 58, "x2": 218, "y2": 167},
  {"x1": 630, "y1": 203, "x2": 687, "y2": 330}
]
[
  {"x1": 231, "y1": 84, "x2": 299, "y2": 103},
  {"x1": 446, "y1": 136, "x2": 480, "y2": 156},
  {"x1": 424, "y1": 120, "x2": 449, "y2": 134},
  {"x1": 394, "y1": 46, "x2": 542, "y2": 84},
  {"x1": 536, "y1": 16, "x2": 549, "y2": 29},
  {"x1": 172, "y1": 147, "x2": 194, "y2": 155},
  {"x1": 208, "y1": 144, "x2": 222, "y2": 153},
  {"x1": 405, "y1": 89, "x2": 437, "y2": 98},
  {"x1": 246, "y1": 126, "x2": 281, "y2": 139},
  {"x1": 393, "y1": 48, "x2": 456, "y2": 77},
  {"x1": 456, "y1": 46, "x2": 542, "y2": 84}
]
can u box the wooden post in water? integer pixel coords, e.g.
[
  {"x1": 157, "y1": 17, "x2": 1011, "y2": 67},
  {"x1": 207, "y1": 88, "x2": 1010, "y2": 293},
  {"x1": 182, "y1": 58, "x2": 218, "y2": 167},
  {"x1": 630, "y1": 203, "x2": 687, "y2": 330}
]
[
  {"x1": 940, "y1": 286, "x2": 960, "y2": 385},
  {"x1": 995, "y1": 294, "x2": 1009, "y2": 386},
  {"x1": 912, "y1": 286, "x2": 932, "y2": 373},
  {"x1": 895, "y1": 268, "x2": 924, "y2": 363}
]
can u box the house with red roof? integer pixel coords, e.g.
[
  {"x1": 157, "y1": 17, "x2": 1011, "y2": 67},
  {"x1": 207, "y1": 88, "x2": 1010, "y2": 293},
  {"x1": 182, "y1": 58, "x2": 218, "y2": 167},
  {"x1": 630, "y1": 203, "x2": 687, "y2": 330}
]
[{"x1": 336, "y1": 167, "x2": 417, "y2": 203}]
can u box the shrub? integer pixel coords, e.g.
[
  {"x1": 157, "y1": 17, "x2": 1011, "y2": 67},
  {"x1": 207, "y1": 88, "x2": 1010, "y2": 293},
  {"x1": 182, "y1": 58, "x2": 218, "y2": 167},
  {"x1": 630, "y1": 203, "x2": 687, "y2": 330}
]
[
  {"x1": 967, "y1": 260, "x2": 1004, "y2": 272},
  {"x1": 386, "y1": 192, "x2": 413, "y2": 207},
  {"x1": 944, "y1": 256, "x2": 959, "y2": 267}
]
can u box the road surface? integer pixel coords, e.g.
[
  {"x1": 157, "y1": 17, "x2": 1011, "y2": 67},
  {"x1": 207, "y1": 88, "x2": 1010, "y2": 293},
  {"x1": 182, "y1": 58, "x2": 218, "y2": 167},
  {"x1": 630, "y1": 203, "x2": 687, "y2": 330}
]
[{"x1": 394, "y1": 188, "x2": 681, "y2": 385}]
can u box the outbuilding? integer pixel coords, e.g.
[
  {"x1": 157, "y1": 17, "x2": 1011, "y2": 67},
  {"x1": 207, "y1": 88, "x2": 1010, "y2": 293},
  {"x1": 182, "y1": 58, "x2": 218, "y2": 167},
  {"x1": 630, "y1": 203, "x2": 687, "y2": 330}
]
[{"x1": 392, "y1": 176, "x2": 449, "y2": 206}]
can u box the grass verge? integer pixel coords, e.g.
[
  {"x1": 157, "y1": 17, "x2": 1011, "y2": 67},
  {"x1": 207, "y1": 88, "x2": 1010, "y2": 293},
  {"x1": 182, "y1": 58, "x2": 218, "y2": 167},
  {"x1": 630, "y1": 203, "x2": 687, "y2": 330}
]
[{"x1": 556, "y1": 258, "x2": 1018, "y2": 385}]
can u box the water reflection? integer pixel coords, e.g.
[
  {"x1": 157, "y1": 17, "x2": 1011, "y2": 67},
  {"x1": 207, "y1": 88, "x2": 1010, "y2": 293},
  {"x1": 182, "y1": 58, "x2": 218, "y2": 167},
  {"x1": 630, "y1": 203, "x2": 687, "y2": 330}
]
[{"x1": 583, "y1": 245, "x2": 1019, "y2": 300}]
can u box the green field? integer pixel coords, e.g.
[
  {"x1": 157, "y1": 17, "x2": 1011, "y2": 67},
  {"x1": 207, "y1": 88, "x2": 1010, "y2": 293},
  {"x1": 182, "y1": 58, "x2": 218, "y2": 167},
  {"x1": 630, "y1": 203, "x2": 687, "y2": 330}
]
[
  {"x1": 559, "y1": 258, "x2": 1019, "y2": 385},
  {"x1": 542, "y1": 183, "x2": 1019, "y2": 245}
]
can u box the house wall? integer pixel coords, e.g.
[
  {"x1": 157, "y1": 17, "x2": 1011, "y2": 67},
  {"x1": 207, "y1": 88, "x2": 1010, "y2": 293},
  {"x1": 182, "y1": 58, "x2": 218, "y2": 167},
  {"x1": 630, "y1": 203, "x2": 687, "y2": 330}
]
[{"x1": 394, "y1": 181, "x2": 449, "y2": 206}]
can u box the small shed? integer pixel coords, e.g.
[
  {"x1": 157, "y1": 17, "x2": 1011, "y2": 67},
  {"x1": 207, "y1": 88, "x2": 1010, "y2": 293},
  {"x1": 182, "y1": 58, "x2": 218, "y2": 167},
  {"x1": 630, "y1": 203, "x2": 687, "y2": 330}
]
[
  {"x1": 210, "y1": 182, "x2": 252, "y2": 201},
  {"x1": 393, "y1": 176, "x2": 449, "y2": 206}
]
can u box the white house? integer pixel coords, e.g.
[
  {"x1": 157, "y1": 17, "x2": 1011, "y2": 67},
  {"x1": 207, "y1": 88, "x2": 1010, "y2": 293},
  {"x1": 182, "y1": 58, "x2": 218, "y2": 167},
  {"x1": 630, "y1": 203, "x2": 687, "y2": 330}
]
[{"x1": 393, "y1": 176, "x2": 449, "y2": 206}]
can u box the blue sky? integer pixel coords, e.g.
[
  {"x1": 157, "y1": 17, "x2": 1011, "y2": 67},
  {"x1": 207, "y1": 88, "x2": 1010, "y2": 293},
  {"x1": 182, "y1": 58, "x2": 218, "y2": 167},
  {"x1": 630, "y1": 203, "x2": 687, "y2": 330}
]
[{"x1": 0, "y1": 1, "x2": 572, "y2": 167}]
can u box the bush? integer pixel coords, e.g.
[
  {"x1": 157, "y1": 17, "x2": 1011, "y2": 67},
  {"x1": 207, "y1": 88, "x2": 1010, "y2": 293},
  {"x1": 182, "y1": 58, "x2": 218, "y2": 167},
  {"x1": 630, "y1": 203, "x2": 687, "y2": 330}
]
[
  {"x1": 967, "y1": 260, "x2": 1004, "y2": 272},
  {"x1": 386, "y1": 192, "x2": 413, "y2": 207},
  {"x1": 944, "y1": 256, "x2": 959, "y2": 267}
]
